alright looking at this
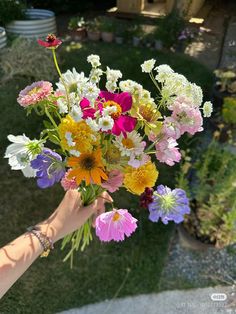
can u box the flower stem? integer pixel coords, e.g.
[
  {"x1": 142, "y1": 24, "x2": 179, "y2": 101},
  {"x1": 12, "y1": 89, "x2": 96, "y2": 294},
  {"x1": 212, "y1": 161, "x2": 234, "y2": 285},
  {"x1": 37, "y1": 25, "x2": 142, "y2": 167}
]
[
  {"x1": 52, "y1": 49, "x2": 71, "y2": 111},
  {"x1": 45, "y1": 107, "x2": 58, "y2": 130}
]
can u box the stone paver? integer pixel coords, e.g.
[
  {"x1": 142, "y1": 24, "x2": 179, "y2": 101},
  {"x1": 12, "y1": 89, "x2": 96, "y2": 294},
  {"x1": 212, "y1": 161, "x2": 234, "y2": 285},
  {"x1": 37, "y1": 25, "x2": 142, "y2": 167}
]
[
  {"x1": 58, "y1": 286, "x2": 236, "y2": 314},
  {"x1": 220, "y1": 16, "x2": 236, "y2": 68}
]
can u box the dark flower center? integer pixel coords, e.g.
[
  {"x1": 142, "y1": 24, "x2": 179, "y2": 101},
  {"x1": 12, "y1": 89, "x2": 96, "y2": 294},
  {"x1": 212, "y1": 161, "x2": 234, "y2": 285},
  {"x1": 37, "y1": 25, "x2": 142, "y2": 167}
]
[
  {"x1": 46, "y1": 34, "x2": 56, "y2": 43},
  {"x1": 81, "y1": 156, "x2": 96, "y2": 170}
]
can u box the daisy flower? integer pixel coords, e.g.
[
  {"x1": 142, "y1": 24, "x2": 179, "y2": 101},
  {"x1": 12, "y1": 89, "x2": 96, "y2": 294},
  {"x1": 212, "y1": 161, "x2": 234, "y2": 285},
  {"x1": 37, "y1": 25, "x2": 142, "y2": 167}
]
[
  {"x1": 114, "y1": 130, "x2": 146, "y2": 157},
  {"x1": 98, "y1": 116, "x2": 114, "y2": 131},
  {"x1": 17, "y1": 81, "x2": 53, "y2": 107},
  {"x1": 56, "y1": 68, "x2": 88, "y2": 94},
  {"x1": 67, "y1": 149, "x2": 108, "y2": 185},
  {"x1": 95, "y1": 209, "x2": 137, "y2": 242}
]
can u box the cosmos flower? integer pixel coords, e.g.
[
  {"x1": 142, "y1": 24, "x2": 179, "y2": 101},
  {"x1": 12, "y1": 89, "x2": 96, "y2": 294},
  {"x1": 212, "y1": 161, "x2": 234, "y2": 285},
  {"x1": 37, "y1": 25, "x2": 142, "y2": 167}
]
[
  {"x1": 95, "y1": 209, "x2": 138, "y2": 242},
  {"x1": 37, "y1": 34, "x2": 62, "y2": 48},
  {"x1": 148, "y1": 185, "x2": 190, "y2": 224},
  {"x1": 101, "y1": 169, "x2": 124, "y2": 193}
]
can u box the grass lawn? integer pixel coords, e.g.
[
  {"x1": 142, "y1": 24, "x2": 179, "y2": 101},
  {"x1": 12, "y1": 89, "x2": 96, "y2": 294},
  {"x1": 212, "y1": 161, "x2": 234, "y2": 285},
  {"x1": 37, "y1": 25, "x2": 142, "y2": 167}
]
[{"x1": 0, "y1": 42, "x2": 213, "y2": 313}]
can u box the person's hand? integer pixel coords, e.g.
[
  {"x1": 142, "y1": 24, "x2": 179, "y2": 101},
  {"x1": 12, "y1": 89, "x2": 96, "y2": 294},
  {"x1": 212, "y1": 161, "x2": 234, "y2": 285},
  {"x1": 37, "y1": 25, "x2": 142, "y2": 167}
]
[{"x1": 37, "y1": 190, "x2": 113, "y2": 242}]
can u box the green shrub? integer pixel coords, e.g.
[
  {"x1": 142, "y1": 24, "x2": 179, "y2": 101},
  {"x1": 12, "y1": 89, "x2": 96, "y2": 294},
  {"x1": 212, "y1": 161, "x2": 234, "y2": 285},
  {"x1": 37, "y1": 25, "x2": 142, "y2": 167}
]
[
  {"x1": 222, "y1": 97, "x2": 236, "y2": 124},
  {"x1": 0, "y1": 0, "x2": 26, "y2": 26},
  {"x1": 68, "y1": 16, "x2": 86, "y2": 31},
  {"x1": 177, "y1": 141, "x2": 236, "y2": 248}
]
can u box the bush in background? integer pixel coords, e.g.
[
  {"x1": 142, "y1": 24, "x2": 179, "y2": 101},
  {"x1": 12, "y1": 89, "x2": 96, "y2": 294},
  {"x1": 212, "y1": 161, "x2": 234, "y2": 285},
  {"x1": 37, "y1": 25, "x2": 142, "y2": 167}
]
[{"x1": 0, "y1": 0, "x2": 26, "y2": 26}]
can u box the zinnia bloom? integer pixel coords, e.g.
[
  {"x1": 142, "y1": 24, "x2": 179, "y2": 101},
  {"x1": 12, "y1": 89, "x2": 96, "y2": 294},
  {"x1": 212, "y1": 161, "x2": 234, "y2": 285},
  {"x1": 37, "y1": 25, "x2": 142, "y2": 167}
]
[
  {"x1": 31, "y1": 148, "x2": 65, "y2": 188},
  {"x1": 58, "y1": 115, "x2": 99, "y2": 153},
  {"x1": 80, "y1": 98, "x2": 96, "y2": 119},
  {"x1": 17, "y1": 81, "x2": 53, "y2": 107},
  {"x1": 99, "y1": 91, "x2": 136, "y2": 136},
  {"x1": 67, "y1": 149, "x2": 108, "y2": 185},
  {"x1": 37, "y1": 34, "x2": 62, "y2": 48},
  {"x1": 148, "y1": 185, "x2": 190, "y2": 224},
  {"x1": 95, "y1": 209, "x2": 138, "y2": 242},
  {"x1": 101, "y1": 169, "x2": 124, "y2": 193},
  {"x1": 124, "y1": 162, "x2": 158, "y2": 195},
  {"x1": 61, "y1": 169, "x2": 78, "y2": 191},
  {"x1": 140, "y1": 187, "x2": 154, "y2": 208}
]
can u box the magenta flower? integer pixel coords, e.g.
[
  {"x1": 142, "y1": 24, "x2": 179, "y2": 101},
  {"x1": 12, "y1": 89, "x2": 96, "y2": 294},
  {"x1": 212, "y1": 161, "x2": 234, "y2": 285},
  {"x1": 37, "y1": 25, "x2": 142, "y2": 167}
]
[
  {"x1": 37, "y1": 34, "x2": 62, "y2": 49},
  {"x1": 171, "y1": 97, "x2": 203, "y2": 136},
  {"x1": 95, "y1": 209, "x2": 138, "y2": 242},
  {"x1": 61, "y1": 169, "x2": 78, "y2": 191},
  {"x1": 101, "y1": 169, "x2": 124, "y2": 193},
  {"x1": 80, "y1": 98, "x2": 96, "y2": 119},
  {"x1": 99, "y1": 91, "x2": 136, "y2": 136},
  {"x1": 17, "y1": 81, "x2": 53, "y2": 107},
  {"x1": 155, "y1": 137, "x2": 181, "y2": 166}
]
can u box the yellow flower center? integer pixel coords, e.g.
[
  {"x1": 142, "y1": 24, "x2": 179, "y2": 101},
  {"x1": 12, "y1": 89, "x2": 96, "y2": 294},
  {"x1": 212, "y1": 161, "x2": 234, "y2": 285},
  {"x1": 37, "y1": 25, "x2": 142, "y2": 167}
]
[
  {"x1": 139, "y1": 105, "x2": 154, "y2": 122},
  {"x1": 104, "y1": 100, "x2": 122, "y2": 119},
  {"x1": 122, "y1": 138, "x2": 135, "y2": 149},
  {"x1": 112, "y1": 212, "x2": 121, "y2": 222},
  {"x1": 28, "y1": 87, "x2": 41, "y2": 96}
]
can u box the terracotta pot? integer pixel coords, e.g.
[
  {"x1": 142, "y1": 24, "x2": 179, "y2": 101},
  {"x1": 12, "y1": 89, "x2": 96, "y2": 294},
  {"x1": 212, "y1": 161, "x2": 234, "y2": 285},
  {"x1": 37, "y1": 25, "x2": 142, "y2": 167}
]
[
  {"x1": 70, "y1": 27, "x2": 87, "y2": 41},
  {"x1": 87, "y1": 30, "x2": 101, "y2": 42},
  {"x1": 178, "y1": 224, "x2": 216, "y2": 251},
  {"x1": 101, "y1": 31, "x2": 114, "y2": 43}
]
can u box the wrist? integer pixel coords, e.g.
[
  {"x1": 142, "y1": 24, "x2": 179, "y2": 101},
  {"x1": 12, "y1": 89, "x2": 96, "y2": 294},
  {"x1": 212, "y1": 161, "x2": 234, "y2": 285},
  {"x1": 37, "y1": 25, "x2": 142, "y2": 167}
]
[{"x1": 36, "y1": 218, "x2": 61, "y2": 243}]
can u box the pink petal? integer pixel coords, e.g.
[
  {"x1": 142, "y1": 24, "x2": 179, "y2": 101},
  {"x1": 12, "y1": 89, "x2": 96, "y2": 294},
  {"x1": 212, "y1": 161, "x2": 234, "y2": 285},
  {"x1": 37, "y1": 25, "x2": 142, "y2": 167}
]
[{"x1": 114, "y1": 92, "x2": 132, "y2": 112}]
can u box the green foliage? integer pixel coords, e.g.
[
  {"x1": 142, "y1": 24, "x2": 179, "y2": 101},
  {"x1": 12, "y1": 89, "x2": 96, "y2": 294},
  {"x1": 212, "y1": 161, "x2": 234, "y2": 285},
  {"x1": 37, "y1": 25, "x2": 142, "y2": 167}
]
[
  {"x1": 222, "y1": 97, "x2": 236, "y2": 124},
  {"x1": 179, "y1": 141, "x2": 236, "y2": 248},
  {"x1": 0, "y1": 37, "x2": 57, "y2": 84},
  {"x1": 87, "y1": 18, "x2": 100, "y2": 32},
  {"x1": 99, "y1": 16, "x2": 116, "y2": 33},
  {"x1": 0, "y1": 0, "x2": 26, "y2": 26},
  {"x1": 68, "y1": 16, "x2": 86, "y2": 31},
  {"x1": 153, "y1": 10, "x2": 186, "y2": 48}
]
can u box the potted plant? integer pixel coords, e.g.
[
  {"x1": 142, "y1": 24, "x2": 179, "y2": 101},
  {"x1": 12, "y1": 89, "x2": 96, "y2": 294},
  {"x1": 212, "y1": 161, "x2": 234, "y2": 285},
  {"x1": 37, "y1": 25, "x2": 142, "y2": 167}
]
[
  {"x1": 176, "y1": 27, "x2": 195, "y2": 53},
  {"x1": 128, "y1": 23, "x2": 143, "y2": 47},
  {"x1": 114, "y1": 20, "x2": 128, "y2": 45},
  {"x1": 68, "y1": 16, "x2": 87, "y2": 41},
  {"x1": 153, "y1": 10, "x2": 186, "y2": 50},
  {"x1": 176, "y1": 139, "x2": 236, "y2": 250},
  {"x1": 87, "y1": 18, "x2": 101, "y2": 42},
  {"x1": 99, "y1": 16, "x2": 115, "y2": 43},
  {"x1": 213, "y1": 68, "x2": 236, "y2": 108}
]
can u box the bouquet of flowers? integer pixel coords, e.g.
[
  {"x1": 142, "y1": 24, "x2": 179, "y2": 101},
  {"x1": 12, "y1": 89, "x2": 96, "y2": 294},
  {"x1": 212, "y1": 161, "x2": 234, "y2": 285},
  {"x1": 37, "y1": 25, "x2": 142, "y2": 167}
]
[{"x1": 4, "y1": 34, "x2": 213, "y2": 263}]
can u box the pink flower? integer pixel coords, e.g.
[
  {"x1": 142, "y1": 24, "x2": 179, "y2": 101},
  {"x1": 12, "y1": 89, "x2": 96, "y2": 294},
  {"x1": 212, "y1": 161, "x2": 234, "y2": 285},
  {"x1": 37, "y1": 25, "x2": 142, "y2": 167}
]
[
  {"x1": 155, "y1": 137, "x2": 181, "y2": 166},
  {"x1": 171, "y1": 97, "x2": 203, "y2": 136},
  {"x1": 101, "y1": 169, "x2": 124, "y2": 193},
  {"x1": 162, "y1": 117, "x2": 181, "y2": 140},
  {"x1": 80, "y1": 98, "x2": 96, "y2": 119},
  {"x1": 99, "y1": 91, "x2": 137, "y2": 136},
  {"x1": 17, "y1": 81, "x2": 53, "y2": 107},
  {"x1": 61, "y1": 169, "x2": 78, "y2": 191},
  {"x1": 37, "y1": 34, "x2": 62, "y2": 49},
  {"x1": 128, "y1": 153, "x2": 150, "y2": 168},
  {"x1": 95, "y1": 209, "x2": 138, "y2": 242}
]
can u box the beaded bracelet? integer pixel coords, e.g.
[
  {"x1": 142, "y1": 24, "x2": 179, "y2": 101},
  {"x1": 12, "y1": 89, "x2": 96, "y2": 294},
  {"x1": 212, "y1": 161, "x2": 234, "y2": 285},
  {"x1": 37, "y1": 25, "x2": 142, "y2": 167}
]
[{"x1": 27, "y1": 226, "x2": 54, "y2": 257}]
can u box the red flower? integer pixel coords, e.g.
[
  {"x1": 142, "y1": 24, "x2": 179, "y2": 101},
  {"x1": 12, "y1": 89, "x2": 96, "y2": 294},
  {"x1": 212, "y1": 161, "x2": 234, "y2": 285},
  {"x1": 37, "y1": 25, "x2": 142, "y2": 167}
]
[{"x1": 37, "y1": 34, "x2": 62, "y2": 48}]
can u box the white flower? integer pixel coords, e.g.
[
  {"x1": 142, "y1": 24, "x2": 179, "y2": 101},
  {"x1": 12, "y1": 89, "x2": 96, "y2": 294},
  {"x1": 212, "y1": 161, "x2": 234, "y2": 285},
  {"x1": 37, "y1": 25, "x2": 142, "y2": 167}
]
[
  {"x1": 155, "y1": 64, "x2": 174, "y2": 83},
  {"x1": 106, "y1": 67, "x2": 122, "y2": 82},
  {"x1": 203, "y1": 101, "x2": 213, "y2": 117},
  {"x1": 102, "y1": 105, "x2": 117, "y2": 116},
  {"x1": 57, "y1": 98, "x2": 68, "y2": 114},
  {"x1": 89, "y1": 68, "x2": 103, "y2": 83},
  {"x1": 4, "y1": 134, "x2": 43, "y2": 177},
  {"x1": 114, "y1": 131, "x2": 146, "y2": 157},
  {"x1": 65, "y1": 132, "x2": 75, "y2": 147},
  {"x1": 141, "y1": 59, "x2": 156, "y2": 73},
  {"x1": 69, "y1": 105, "x2": 83, "y2": 122},
  {"x1": 105, "y1": 81, "x2": 117, "y2": 92},
  {"x1": 56, "y1": 68, "x2": 88, "y2": 94},
  {"x1": 87, "y1": 54, "x2": 101, "y2": 68},
  {"x1": 86, "y1": 117, "x2": 100, "y2": 132},
  {"x1": 98, "y1": 116, "x2": 114, "y2": 131},
  {"x1": 119, "y1": 80, "x2": 143, "y2": 96},
  {"x1": 82, "y1": 82, "x2": 100, "y2": 105},
  {"x1": 69, "y1": 149, "x2": 81, "y2": 157}
]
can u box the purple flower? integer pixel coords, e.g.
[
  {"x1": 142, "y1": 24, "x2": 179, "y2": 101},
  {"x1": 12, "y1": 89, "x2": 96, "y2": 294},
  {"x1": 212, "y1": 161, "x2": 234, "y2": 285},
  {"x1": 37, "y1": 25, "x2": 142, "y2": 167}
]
[
  {"x1": 31, "y1": 148, "x2": 65, "y2": 188},
  {"x1": 148, "y1": 185, "x2": 190, "y2": 224}
]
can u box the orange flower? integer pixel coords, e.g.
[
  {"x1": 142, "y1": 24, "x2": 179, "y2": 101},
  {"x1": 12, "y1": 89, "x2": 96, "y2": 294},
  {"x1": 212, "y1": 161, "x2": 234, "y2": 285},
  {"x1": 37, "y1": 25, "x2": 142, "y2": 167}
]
[{"x1": 67, "y1": 149, "x2": 108, "y2": 186}]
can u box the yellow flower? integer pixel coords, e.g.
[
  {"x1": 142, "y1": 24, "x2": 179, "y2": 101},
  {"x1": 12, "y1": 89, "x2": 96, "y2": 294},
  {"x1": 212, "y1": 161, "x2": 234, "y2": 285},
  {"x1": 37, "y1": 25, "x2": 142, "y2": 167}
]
[
  {"x1": 58, "y1": 115, "x2": 99, "y2": 153},
  {"x1": 131, "y1": 101, "x2": 162, "y2": 136},
  {"x1": 67, "y1": 149, "x2": 108, "y2": 186},
  {"x1": 124, "y1": 162, "x2": 159, "y2": 195}
]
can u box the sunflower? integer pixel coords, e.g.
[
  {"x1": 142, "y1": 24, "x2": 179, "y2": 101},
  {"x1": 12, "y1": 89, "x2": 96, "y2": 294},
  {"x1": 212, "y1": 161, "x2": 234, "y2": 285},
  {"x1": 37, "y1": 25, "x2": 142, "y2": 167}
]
[
  {"x1": 58, "y1": 115, "x2": 99, "y2": 153},
  {"x1": 67, "y1": 149, "x2": 108, "y2": 186},
  {"x1": 124, "y1": 162, "x2": 158, "y2": 195}
]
